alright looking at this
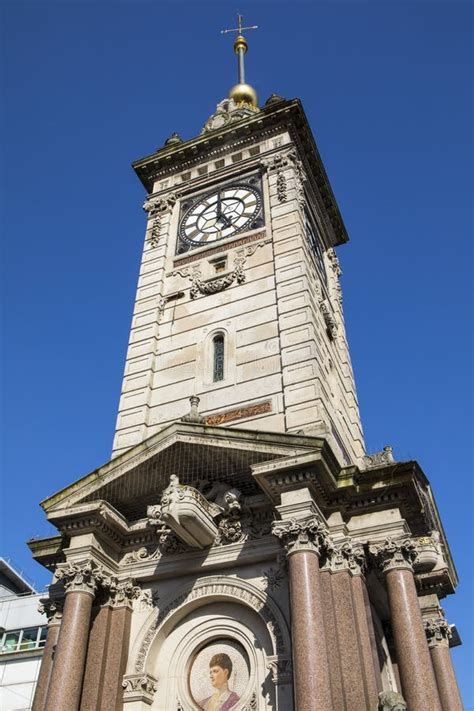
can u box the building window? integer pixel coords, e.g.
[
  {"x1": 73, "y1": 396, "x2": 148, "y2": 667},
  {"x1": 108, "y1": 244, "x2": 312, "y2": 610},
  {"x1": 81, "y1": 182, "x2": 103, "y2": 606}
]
[
  {"x1": 0, "y1": 626, "x2": 47, "y2": 654},
  {"x1": 210, "y1": 257, "x2": 227, "y2": 274},
  {"x1": 212, "y1": 334, "x2": 225, "y2": 382}
]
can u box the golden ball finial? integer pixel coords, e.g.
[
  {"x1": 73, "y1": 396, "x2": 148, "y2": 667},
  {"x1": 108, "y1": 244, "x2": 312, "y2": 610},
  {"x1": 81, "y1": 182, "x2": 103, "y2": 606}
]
[
  {"x1": 233, "y1": 34, "x2": 248, "y2": 54},
  {"x1": 229, "y1": 82, "x2": 258, "y2": 107}
]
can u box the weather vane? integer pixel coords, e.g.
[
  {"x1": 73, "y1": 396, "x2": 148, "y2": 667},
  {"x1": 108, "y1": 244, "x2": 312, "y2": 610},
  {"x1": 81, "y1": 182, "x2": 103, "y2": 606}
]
[{"x1": 221, "y1": 13, "x2": 258, "y2": 85}]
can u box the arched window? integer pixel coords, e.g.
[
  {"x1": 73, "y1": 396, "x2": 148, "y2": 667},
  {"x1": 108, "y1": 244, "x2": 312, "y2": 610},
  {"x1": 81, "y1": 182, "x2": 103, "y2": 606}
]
[{"x1": 212, "y1": 334, "x2": 225, "y2": 382}]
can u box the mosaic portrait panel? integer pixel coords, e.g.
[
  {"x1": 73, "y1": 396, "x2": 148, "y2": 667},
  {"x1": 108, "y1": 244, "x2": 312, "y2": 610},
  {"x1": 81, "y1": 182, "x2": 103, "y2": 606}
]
[{"x1": 189, "y1": 639, "x2": 250, "y2": 711}]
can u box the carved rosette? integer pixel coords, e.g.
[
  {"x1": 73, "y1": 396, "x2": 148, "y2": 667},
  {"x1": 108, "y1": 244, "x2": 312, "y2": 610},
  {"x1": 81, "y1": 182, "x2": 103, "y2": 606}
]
[
  {"x1": 424, "y1": 618, "x2": 452, "y2": 648},
  {"x1": 272, "y1": 516, "x2": 329, "y2": 557},
  {"x1": 53, "y1": 560, "x2": 110, "y2": 596},
  {"x1": 322, "y1": 539, "x2": 367, "y2": 576},
  {"x1": 122, "y1": 673, "x2": 158, "y2": 705},
  {"x1": 143, "y1": 193, "x2": 178, "y2": 248},
  {"x1": 38, "y1": 597, "x2": 64, "y2": 625},
  {"x1": 369, "y1": 537, "x2": 418, "y2": 574}
]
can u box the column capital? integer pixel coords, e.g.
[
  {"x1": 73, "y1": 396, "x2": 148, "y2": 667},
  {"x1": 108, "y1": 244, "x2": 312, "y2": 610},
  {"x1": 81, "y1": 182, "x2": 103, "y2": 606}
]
[
  {"x1": 53, "y1": 560, "x2": 112, "y2": 597},
  {"x1": 321, "y1": 538, "x2": 367, "y2": 576},
  {"x1": 122, "y1": 673, "x2": 158, "y2": 705},
  {"x1": 369, "y1": 536, "x2": 418, "y2": 574},
  {"x1": 108, "y1": 579, "x2": 141, "y2": 609},
  {"x1": 38, "y1": 597, "x2": 64, "y2": 625},
  {"x1": 272, "y1": 516, "x2": 329, "y2": 556},
  {"x1": 424, "y1": 618, "x2": 452, "y2": 648}
]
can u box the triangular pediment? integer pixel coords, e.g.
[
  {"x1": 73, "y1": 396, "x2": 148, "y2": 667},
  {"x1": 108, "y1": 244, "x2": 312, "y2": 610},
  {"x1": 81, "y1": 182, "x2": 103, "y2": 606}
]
[{"x1": 42, "y1": 421, "x2": 327, "y2": 522}]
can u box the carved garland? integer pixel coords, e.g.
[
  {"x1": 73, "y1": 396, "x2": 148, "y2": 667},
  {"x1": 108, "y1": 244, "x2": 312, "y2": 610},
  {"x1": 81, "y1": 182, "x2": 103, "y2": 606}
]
[
  {"x1": 134, "y1": 578, "x2": 289, "y2": 673},
  {"x1": 262, "y1": 149, "x2": 307, "y2": 207}
]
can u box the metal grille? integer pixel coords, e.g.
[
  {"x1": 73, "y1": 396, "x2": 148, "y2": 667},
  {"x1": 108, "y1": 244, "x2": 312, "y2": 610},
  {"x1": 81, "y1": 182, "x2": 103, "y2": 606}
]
[{"x1": 213, "y1": 334, "x2": 225, "y2": 382}]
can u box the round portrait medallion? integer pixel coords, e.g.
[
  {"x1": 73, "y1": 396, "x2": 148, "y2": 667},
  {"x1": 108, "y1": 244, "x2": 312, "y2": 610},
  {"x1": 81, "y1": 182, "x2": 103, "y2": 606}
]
[{"x1": 189, "y1": 639, "x2": 250, "y2": 711}]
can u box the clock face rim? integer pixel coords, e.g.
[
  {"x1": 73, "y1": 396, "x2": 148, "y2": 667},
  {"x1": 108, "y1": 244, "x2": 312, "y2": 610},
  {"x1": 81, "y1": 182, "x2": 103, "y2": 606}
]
[{"x1": 178, "y1": 182, "x2": 263, "y2": 248}]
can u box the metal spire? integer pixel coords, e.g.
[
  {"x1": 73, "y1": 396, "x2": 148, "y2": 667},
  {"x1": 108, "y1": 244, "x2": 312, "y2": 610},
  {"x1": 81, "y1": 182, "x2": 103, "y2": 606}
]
[{"x1": 221, "y1": 13, "x2": 258, "y2": 84}]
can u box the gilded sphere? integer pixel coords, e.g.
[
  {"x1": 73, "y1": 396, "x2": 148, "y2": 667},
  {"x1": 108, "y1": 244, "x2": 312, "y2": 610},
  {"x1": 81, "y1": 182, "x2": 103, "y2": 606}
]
[{"x1": 228, "y1": 83, "x2": 258, "y2": 107}]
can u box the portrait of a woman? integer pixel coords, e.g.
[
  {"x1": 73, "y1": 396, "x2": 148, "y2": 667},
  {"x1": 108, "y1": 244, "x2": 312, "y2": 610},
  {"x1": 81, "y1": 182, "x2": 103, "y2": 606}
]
[{"x1": 198, "y1": 652, "x2": 240, "y2": 711}]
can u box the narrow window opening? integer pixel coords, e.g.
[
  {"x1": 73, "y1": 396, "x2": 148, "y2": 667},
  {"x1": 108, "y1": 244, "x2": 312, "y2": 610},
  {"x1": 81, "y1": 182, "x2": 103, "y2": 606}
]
[
  {"x1": 213, "y1": 334, "x2": 225, "y2": 382},
  {"x1": 211, "y1": 257, "x2": 227, "y2": 274}
]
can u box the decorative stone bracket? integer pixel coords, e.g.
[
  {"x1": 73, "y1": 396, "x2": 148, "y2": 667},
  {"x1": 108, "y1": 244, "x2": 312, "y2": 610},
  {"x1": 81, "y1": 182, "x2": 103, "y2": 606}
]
[
  {"x1": 38, "y1": 597, "x2": 64, "y2": 624},
  {"x1": 122, "y1": 673, "x2": 158, "y2": 706},
  {"x1": 266, "y1": 655, "x2": 293, "y2": 684},
  {"x1": 363, "y1": 446, "x2": 395, "y2": 470},
  {"x1": 261, "y1": 149, "x2": 306, "y2": 207},
  {"x1": 143, "y1": 192, "x2": 179, "y2": 248}
]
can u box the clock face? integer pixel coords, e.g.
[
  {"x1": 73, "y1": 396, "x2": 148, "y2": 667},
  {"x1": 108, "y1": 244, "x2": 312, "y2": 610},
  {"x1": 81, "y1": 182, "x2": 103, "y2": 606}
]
[{"x1": 179, "y1": 183, "x2": 262, "y2": 249}]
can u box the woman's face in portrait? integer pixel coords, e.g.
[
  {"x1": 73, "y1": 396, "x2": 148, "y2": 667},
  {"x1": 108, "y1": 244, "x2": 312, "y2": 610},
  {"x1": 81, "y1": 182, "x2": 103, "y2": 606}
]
[{"x1": 209, "y1": 665, "x2": 228, "y2": 688}]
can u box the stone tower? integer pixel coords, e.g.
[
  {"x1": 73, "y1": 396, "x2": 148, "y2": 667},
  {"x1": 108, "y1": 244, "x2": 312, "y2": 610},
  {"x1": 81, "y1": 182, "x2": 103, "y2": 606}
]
[{"x1": 29, "y1": 21, "x2": 462, "y2": 711}]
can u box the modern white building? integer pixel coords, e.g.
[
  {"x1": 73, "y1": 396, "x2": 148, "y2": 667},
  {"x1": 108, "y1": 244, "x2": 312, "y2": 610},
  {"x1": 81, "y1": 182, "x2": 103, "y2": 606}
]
[{"x1": 0, "y1": 559, "x2": 47, "y2": 711}]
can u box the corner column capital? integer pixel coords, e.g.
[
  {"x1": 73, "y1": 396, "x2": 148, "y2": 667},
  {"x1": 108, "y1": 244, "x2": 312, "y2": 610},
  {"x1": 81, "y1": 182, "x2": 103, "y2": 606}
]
[
  {"x1": 38, "y1": 597, "x2": 64, "y2": 626},
  {"x1": 321, "y1": 538, "x2": 367, "y2": 576},
  {"x1": 272, "y1": 516, "x2": 329, "y2": 557},
  {"x1": 369, "y1": 536, "x2": 418, "y2": 574},
  {"x1": 424, "y1": 618, "x2": 452, "y2": 649}
]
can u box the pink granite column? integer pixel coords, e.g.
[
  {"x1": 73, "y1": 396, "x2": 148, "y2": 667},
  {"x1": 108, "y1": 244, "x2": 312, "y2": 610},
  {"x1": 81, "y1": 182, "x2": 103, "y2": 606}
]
[
  {"x1": 370, "y1": 538, "x2": 442, "y2": 711},
  {"x1": 80, "y1": 603, "x2": 111, "y2": 710},
  {"x1": 424, "y1": 618, "x2": 463, "y2": 711},
  {"x1": 44, "y1": 562, "x2": 101, "y2": 711},
  {"x1": 99, "y1": 581, "x2": 138, "y2": 710},
  {"x1": 321, "y1": 540, "x2": 379, "y2": 709},
  {"x1": 32, "y1": 599, "x2": 63, "y2": 711},
  {"x1": 273, "y1": 516, "x2": 332, "y2": 711}
]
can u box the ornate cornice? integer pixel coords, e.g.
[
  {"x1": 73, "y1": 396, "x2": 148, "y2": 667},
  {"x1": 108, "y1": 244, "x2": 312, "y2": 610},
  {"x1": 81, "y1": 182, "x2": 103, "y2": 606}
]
[
  {"x1": 369, "y1": 537, "x2": 418, "y2": 574},
  {"x1": 122, "y1": 673, "x2": 158, "y2": 705},
  {"x1": 321, "y1": 539, "x2": 367, "y2": 576},
  {"x1": 424, "y1": 618, "x2": 452, "y2": 648},
  {"x1": 272, "y1": 516, "x2": 329, "y2": 557},
  {"x1": 38, "y1": 597, "x2": 64, "y2": 625}
]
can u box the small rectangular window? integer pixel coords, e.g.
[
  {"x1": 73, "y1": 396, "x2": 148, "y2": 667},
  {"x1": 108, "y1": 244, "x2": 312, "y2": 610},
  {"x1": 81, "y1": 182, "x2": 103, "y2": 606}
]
[
  {"x1": 211, "y1": 258, "x2": 227, "y2": 274},
  {"x1": 249, "y1": 146, "x2": 260, "y2": 156},
  {"x1": 181, "y1": 172, "x2": 191, "y2": 182},
  {"x1": 214, "y1": 159, "x2": 225, "y2": 169},
  {"x1": 231, "y1": 152, "x2": 242, "y2": 163},
  {"x1": 198, "y1": 166, "x2": 208, "y2": 176}
]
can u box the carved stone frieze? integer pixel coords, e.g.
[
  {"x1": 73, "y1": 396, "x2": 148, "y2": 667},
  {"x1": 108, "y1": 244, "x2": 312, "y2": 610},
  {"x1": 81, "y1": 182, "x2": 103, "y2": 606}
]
[
  {"x1": 272, "y1": 516, "x2": 329, "y2": 557},
  {"x1": 38, "y1": 597, "x2": 64, "y2": 624},
  {"x1": 321, "y1": 539, "x2": 367, "y2": 576},
  {"x1": 363, "y1": 446, "x2": 395, "y2": 469},
  {"x1": 204, "y1": 399, "x2": 272, "y2": 426},
  {"x1": 122, "y1": 673, "x2": 158, "y2": 705},
  {"x1": 369, "y1": 537, "x2": 418, "y2": 574},
  {"x1": 424, "y1": 617, "x2": 452, "y2": 648},
  {"x1": 378, "y1": 690, "x2": 408, "y2": 710}
]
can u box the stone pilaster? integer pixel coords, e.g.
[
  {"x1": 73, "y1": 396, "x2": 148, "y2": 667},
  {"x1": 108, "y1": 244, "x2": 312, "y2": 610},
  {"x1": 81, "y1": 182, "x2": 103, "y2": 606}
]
[
  {"x1": 272, "y1": 496, "x2": 332, "y2": 711},
  {"x1": 44, "y1": 561, "x2": 105, "y2": 711},
  {"x1": 370, "y1": 538, "x2": 442, "y2": 711},
  {"x1": 424, "y1": 618, "x2": 463, "y2": 711},
  {"x1": 320, "y1": 540, "x2": 380, "y2": 708},
  {"x1": 32, "y1": 598, "x2": 64, "y2": 711}
]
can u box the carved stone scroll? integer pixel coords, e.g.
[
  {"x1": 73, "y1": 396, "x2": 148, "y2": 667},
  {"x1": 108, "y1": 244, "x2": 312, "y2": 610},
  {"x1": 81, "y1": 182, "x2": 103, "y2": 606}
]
[{"x1": 122, "y1": 673, "x2": 158, "y2": 705}]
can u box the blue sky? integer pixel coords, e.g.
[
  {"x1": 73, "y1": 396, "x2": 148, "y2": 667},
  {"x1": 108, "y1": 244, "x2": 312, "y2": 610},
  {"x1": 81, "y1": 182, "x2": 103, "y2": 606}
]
[{"x1": 1, "y1": 0, "x2": 472, "y2": 703}]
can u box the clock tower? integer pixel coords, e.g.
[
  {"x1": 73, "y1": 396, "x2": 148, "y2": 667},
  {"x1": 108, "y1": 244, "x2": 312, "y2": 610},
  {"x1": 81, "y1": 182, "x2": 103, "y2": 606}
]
[
  {"x1": 30, "y1": 18, "x2": 462, "y2": 711},
  {"x1": 112, "y1": 29, "x2": 365, "y2": 469}
]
